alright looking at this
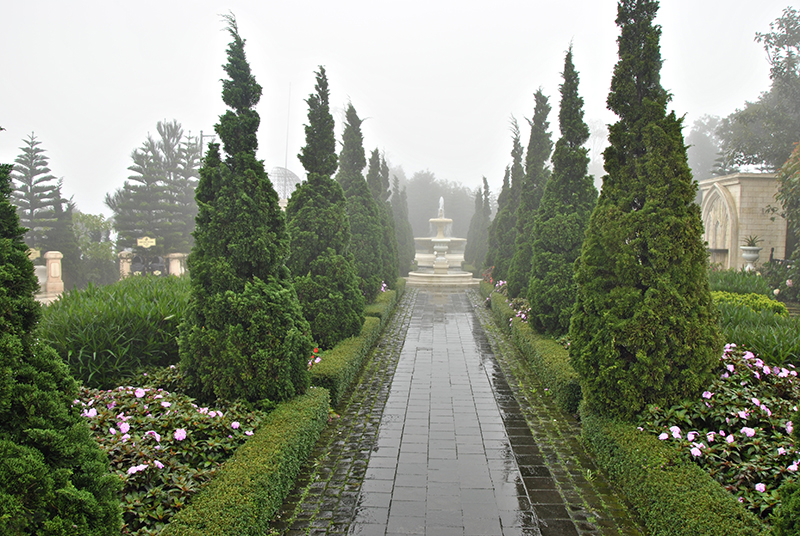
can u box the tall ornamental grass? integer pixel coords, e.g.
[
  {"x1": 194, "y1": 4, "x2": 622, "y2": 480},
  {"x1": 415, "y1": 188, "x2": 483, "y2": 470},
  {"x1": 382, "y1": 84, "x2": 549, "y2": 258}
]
[
  {"x1": 709, "y1": 269, "x2": 775, "y2": 297},
  {"x1": 40, "y1": 275, "x2": 190, "y2": 388}
]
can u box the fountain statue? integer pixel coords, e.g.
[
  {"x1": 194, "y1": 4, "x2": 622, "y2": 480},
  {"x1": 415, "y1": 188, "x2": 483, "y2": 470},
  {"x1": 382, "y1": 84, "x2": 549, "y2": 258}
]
[{"x1": 406, "y1": 197, "x2": 480, "y2": 287}]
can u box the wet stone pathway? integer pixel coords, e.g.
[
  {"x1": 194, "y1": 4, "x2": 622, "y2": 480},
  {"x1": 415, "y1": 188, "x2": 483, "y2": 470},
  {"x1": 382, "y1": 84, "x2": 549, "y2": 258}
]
[{"x1": 270, "y1": 288, "x2": 642, "y2": 536}]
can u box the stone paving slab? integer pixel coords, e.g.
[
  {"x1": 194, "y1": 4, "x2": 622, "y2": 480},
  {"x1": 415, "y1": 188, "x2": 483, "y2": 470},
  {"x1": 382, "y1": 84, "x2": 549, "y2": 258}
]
[{"x1": 269, "y1": 288, "x2": 643, "y2": 536}]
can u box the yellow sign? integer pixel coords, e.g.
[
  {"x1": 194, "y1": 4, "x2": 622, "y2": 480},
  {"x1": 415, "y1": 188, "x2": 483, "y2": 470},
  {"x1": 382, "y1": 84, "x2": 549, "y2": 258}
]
[
  {"x1": 137, "y1": 237, "x2": 157, "y2": 249},
  {"x1": 27, "y1": 248, "x2": 41, "y2": 260}
]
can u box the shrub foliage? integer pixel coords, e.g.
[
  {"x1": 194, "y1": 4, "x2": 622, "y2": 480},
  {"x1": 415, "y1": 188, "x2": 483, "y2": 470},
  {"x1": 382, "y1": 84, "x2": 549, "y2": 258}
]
[
  {"x1": 0, "y1": 162, "x2": 122, "y2": 534},
  {"x1": 180, "y1": 15, "x2": 313, "y2": 405},
  {"x1": 569, "y1": 0, "x2": 720, "y2": 420}
]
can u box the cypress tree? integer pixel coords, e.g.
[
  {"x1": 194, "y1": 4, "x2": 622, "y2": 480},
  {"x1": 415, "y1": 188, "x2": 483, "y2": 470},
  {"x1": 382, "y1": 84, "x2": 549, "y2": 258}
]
[
  {"x1": 464, "y1": 177, "x2": 491, "y2": 273},
  {"x1": 507, "y1": 90, "x2": 553, "y2": 298},
  {"x1": 484, "y1": 166, "x2": 510, "y2": 276},
  {"x1": 180, "y1": 15, "x2": 313, "y2": 404},
  {"x1": 0, "y1": 162, "x2": 122, "y2": 534},
  {"x1": 286, "y1": 66, "x2": 364, "y2": 349},
  {"x1": 366, "y1": 149, "x2": 398, "y2": 287},
  {"x1": 527, "y1": 47, "x2": 597, "y2": 335},
  {"x1": 11, "y1": 133, "x2": 60, "y2": 251},
  {"x1": 485, "y1": 120, "x2": 525, "y2": 281},
  {"x1": 569, "y1": 0, "x2": 720, "y2": 420},
  {"x1": 390, "y1": 175, "x2": 415, "y2": 276},
  {"x1": 335, "y1": 104, "x2": 385, "y2": 301}
]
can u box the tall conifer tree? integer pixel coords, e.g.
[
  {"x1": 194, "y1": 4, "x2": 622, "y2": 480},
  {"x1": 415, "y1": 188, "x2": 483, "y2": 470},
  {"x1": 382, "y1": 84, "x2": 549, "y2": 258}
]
[
  {"x1": 366, "y1": 149, "x2": 398, "y2": 287},
  {"x1": 390, "y1": 175, "x2": 415, "y2": 276},
  {"x1": 569, "y1": 0, "x2": 719, "y2": 420},
  {"x1": 180, "y1": 15, "x2": 313, "y2": 404},
  {"x1": 464, "y1": 178, "x2": 491, "y2": 274},
  {"x1": 286, "y1": 66, "x2": 364, "y2": 349},
  {"x1": 335, "y1": 104, "x2": 384, "y2": 301},
  {"x1": 507, "y1": 90, "x2": 552, "y2": 298},
  {"x1": 0, "y1": 162, "x2": 122, "y2": 534},
  {"x1": 485, "y1": 120, "x2": 525, "y2": 281},
  {"x1": 484, "y1": 166, "x2": 509, "y2": 276},
  {"x1": 11, "y1": 133, "x2": 60, "y2": 250},
  {"x1": 527, "y1": 47, "x2": 597, "y2": 335}
]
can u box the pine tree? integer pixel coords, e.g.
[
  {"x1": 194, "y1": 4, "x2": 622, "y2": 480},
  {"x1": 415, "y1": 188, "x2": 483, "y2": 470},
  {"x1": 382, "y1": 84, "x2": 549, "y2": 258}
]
[
  {"x1": 527, "y1": 47, "x2": 597, "y2": 335},
  {"x1": 106, "y1": 120, "x2": 200, "y2": 256},
  {"x1": 569, "y1": 0, "x2": 720, "y2": 420},
  {"x1": 335, "y1": 103, "x2": 385, "y2": 301},
  {"x1": 485, "y1": 120, "x2": 525, "y2": 281},
  {"x1": 390, "y1": 175, "x2": 415, "y2": 276},
  {"x1": 180, "y1": 15, "x2": 313, "y2": 404},
  {"x1": 0, "y1": 162, "x2": 122, "y2": 534},
  {"x1": 366, "y1": 149, "x2": 399, "y2": 287},
  {"x1": 10, "y1": 133, "x2": 60, "y2": 251},
  {"x1": 286, "y1": 66, "x2": 364, "y2": 349},
  {"x1": 507, "y1": 90, "x2": 553, "y2": 298}
]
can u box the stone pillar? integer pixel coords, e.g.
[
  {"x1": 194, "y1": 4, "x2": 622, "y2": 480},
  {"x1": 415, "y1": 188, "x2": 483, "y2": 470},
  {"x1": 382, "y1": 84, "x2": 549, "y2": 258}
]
[
  {"x1": 43, "y1": 251, "x2": 64, "y2": 294},
  {"x1": 119, "y1": 251, "x2": 134, "y2": 279},
  {"x1": 166, "y1": 253, "x2": 188, "y2": 276}
]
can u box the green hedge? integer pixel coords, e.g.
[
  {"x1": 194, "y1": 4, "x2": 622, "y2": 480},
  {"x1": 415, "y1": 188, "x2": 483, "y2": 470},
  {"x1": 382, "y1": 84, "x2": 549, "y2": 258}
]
[
  {"x1": 511, "y1": 321, "x2": 581, "y2": 414},
  {"x1": 364, "y1": 289, "x2": 397, "y2": 328},
  {"x1": 712, "y1": 291, "x2": 788, "y2": 316},
  {"x1": 310, "y1": 316, "x2": 382, "y2": 407},
  {"x1": 580, "y1": 408, "x2": 769, "y2": 536},
  {"x1": 161, "y1": 388, "x2": 330, "y2": 536},
  {"x1": 709, "y1": 269, "x2": 774, "y2": 296}
]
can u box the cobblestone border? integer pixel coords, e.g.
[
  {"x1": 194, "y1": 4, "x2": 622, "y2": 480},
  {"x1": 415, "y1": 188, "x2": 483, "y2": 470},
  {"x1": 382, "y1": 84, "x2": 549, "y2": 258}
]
[{"x1": 466, "y1": 289, "x2": 643, "y2": 536}]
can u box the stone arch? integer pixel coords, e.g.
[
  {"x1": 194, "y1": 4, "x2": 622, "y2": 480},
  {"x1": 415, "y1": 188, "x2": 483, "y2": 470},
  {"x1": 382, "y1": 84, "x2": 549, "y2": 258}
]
[{"x1": 701, "y1": 183, "x2": 738, "y2": 268}]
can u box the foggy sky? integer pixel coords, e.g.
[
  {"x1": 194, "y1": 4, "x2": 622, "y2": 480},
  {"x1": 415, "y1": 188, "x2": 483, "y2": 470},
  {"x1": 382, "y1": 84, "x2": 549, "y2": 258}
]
[{"x1": 0, "y1": 0, "x2": 790, "y2": 216}]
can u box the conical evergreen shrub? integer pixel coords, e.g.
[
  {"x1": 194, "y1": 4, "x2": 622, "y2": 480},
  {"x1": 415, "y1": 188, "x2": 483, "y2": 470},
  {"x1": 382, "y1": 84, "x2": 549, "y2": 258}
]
[
  {"x1": 286, "y1": 67, "x2": 364, "y2": 349},
  {"x1": 527, "y1": 47, "x2": 597, "y2": 335},
  {"x1": 0, "y1": 163, "x2": 122, "y2": 535},
  {"x1": 180, "y1": 15, "x2": 313, "y2": 404},
  {"x1": 569, "y1": 0, "x2": 720, "y2": 421}
]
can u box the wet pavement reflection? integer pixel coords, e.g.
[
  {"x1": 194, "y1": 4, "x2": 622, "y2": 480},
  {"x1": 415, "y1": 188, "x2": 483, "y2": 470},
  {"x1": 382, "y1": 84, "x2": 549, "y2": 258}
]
[{"x1": 349, "y1": 291, "x2": 574, "y2": 536}]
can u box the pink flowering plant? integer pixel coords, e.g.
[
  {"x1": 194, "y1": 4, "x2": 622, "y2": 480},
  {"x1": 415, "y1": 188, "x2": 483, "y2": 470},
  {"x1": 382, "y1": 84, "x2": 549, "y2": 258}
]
[
  {"x1": 76, "y1": 368, "x2": 268, "y2": 535},
  {"x1": 639, "y1": 343, "x2": 800, "y2": 518}
]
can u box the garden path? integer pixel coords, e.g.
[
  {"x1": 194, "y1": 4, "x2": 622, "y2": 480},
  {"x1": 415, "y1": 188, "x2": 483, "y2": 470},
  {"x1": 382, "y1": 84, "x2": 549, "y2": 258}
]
[{"x1": 271, "y1": 288, "x2": 642, "y2": 536}]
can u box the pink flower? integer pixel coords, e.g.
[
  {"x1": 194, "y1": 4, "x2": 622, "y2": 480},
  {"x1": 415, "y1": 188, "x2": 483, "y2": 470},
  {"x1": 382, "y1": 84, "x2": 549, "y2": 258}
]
[
  {"x1": 787, "y1": 421, "x2": 794, "y2": 435},
  {"x1": 245, "y1": 430, "x2": 254, "y2": 436},
  {"x1": 741, "y1": 427, "x2": 756, "y2": 437},
  {"x1": 687, "y1": 431, "x2": 698, "y2": 441},
  {"x1": 744, "y1": 351, "x2": 755, "y2": 360},
  {"x1": 726, "y1": 434, "x2": 735, "y2": 444},
  {"x1": 153, "y1": 460, "x2": 164, "y2": 469},
  {"x1": 690, "y1": 447, "x2": 702, "y2": 457},
  {"x1": 727, "y1": 364, "x2": 735, "y2": 373},
  {"x1": 752, "y1": 397, "x2": 761, "y2": 406},
  {"x1": 789, "y1": 463, "x2": 798, "y2": 472},
  {"x1": 315, "y1": 357, "x2": 321, "y2": 364},
  {"x1": 755, "y1": 483, "x2": 766, "y2": 493},
  {"x1": 174, "y1": 428, "x2": 187, "y2": 441},
  {"x1": 778, "y1": 447, "x2": 787, "y2": 456},
  {"x1": 161, "y1": 401, "x2": 171, "y2": 408},
  {"x1": 82, "y1": 408, "x2": 97, "y2": 418},
  {"x1": 135, "y1": 388, "x2": 145, "y2": 398},
  {"x1": 145, "y1": 430, "x2": 161, "y2": 442},
  {"x1": 787, "y1": 279, "x2": 794, "y2": 287},
  {"x1": 209, "y1": 411, "x2": 218, "y2": 418},
  {"x1": 764, "y1": 366, "x2": 772, "y2": 375},
  {"x1": 669, "y1": 425, "x2": 682, "y2": 439},
  {"x1": 231, "y1": 421, "x2": 240, "y2": 429},
  {"x1": 702, "y1": 391, "x2": 713, "y2": 399},
  {"x1": 706, "y1": 431, "x2": 716, "y2": 443},
  {"x1": 738, "y1": 410, "x2": 749, "y2": 419},
  {"x1": 127, "y1": 464, "x2": 149, "y2": 475},
  {"x1": 658, "y1": 432, "x2": 669, "y2": 440},
  {"x1": 109, "y1": 427, "x2": 116, "y2": 435},
  {"x1": 119, "y1": 422, "x2": 130, "y2": 434}
]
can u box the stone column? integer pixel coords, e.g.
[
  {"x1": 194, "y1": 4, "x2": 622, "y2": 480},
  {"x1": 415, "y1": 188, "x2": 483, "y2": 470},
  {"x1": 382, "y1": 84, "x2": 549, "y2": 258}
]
[
  {"x1": 43, "y1": 251, "x2": 64, "y2": 294},
  {"x1": 166, "y1": 253, "x2": 188, "y2": 276},
  {"x1": 119, "y1": 251, "x2": 134, "y2": 279}
]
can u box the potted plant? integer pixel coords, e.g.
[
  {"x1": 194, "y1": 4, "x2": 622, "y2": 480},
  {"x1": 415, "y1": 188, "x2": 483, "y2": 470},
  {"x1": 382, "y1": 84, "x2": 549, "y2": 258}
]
[{"x1": 740, "y1": 235, "x2": 763, "y2": 271}]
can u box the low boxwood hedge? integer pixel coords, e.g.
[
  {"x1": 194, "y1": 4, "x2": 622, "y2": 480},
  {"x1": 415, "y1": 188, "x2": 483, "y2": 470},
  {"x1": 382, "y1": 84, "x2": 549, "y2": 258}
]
[
  {"x1": 365, "y1": 289, "x2": 397, "y2": 328},
  {"x1": 310, "y1": 316, "x2": 382, "y2": 407},
  {"x1": 161, "y1": 387, "x2": 330, "y2": 536},
  {"x1": 580, "y1": 408, "x2": 769, "y2": 536},
  {"x1": 712, "y1": 290, "x2": 788, "y2": 316}
]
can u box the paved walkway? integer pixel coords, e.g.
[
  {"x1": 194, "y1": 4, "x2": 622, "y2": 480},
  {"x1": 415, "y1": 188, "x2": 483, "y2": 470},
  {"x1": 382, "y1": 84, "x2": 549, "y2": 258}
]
[{"x1": 270, "y1": 288, "x2": 642, "y2": 536}]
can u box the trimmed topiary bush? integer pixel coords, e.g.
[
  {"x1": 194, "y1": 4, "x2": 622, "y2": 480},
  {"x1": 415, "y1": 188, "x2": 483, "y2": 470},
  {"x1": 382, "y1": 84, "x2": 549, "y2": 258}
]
[
  {"x1": 570, "y1": 0, "x2": 720, "y2": 420},
  {"x1": 0, "y1": 162, "x2": 122, "y2": 534},
  {"x1": 40, "y1": 275, "x2": 189, "y2": 388},
  {"x1": 180, "y1": 16, "x2": 313, "y2": 406},
  {"x1": 712, "y1": 290, "x2": 788, "y2": 315}
]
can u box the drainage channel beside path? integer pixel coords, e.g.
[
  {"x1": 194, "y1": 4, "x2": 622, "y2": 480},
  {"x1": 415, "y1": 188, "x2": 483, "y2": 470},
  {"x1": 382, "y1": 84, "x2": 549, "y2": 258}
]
[{"x1": 270, "y1": 288, "x2": 642, "y2": 536}]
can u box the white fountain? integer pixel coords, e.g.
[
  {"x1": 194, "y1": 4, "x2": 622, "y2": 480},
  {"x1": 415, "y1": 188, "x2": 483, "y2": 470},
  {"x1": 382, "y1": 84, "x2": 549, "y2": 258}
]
[{"x1": 406, "y1": 197, "x2": 480, "y2": 287}]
